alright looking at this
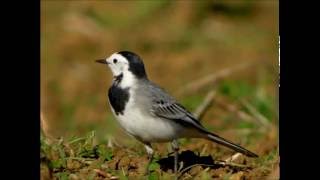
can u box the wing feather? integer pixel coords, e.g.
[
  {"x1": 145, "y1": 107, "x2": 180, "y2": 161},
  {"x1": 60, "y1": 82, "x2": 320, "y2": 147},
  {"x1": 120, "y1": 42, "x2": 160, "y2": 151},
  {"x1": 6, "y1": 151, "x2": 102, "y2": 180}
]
[
  {"x1": 144, "y1": 81, "x2": 207, "y2": 132},
  {"x1": 152, "y1": 100, "x2": 206, "y2": 131}
]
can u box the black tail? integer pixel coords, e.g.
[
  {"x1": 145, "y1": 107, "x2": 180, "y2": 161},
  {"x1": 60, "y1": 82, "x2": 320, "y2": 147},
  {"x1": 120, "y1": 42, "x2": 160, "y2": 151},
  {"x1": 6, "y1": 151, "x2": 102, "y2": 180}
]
[{"x1": 207, "y1": 132, "x2": 258, "y2": 158}]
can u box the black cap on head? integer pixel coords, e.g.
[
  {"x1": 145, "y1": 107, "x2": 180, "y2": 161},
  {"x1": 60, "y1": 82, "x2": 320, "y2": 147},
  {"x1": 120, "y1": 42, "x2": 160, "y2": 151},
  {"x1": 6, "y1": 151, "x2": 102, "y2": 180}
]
[{"x1": 117, "y1": 51, "x2": 147, "y2": 79}]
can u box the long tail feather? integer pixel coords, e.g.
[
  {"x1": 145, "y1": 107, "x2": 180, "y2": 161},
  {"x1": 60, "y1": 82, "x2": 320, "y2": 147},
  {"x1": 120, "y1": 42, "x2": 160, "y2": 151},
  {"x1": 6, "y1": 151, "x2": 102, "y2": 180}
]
[{"x1": 207, "y1": 132, "x2": 258, "y2": 157}]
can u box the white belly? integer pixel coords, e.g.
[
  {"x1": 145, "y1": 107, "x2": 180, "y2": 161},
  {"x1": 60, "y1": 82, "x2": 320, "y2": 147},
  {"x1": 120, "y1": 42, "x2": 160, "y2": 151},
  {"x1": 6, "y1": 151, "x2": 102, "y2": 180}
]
[{"x1": 110, "y1": 99, "x2": 183, "y2": 143}]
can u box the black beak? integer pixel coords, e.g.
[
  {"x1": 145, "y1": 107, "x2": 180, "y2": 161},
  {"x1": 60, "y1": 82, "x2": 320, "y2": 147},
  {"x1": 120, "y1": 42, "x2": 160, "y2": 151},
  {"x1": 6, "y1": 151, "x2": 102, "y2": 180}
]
[{"x1": 95, "y1": 59, "x2": 109, "y2": 64}]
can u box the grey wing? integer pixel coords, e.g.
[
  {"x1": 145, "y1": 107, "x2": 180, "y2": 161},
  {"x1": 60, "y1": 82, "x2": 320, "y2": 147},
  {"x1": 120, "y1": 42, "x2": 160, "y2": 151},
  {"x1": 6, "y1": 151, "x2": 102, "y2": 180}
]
[
  {"x1": 147, "y1": 83, "x2": 208, "y2": 133},
  {"x1": 152, "y1": 100, "x2": 209, "y2": 133}
]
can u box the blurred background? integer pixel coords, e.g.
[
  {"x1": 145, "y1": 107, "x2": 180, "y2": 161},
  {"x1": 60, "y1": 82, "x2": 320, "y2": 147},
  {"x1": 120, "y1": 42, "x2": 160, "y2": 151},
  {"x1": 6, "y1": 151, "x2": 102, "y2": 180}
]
[{"x1": 41, "y1": 0, "x2": 278, "y2": 152}]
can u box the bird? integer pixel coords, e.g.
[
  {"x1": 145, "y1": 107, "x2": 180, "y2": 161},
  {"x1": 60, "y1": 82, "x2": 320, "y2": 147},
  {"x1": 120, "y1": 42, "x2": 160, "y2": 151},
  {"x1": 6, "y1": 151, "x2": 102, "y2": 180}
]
[{"x1": 96, "y1": 51, "x2": 258, "y2": 175}]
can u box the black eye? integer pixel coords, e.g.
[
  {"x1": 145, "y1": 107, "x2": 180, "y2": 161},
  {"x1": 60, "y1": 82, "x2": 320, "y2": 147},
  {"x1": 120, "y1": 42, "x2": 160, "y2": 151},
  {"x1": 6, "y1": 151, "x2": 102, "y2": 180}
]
[{"x1": 113, "y1": 59, "x2": 118, "y2": 64}]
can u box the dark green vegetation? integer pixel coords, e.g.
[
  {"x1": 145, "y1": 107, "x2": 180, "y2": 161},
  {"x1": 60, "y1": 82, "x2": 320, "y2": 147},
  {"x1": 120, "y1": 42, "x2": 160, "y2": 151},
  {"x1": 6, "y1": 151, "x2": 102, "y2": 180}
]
[{"x1": 41, "y1": 1, "x2": 278, "y2": 179}]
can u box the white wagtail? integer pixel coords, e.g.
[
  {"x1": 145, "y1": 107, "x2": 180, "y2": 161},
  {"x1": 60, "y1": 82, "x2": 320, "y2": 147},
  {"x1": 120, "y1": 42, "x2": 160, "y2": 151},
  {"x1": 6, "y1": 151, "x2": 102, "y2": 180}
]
[{"x1": 96, "y1": 51, "x2": 258, "y2": 174}]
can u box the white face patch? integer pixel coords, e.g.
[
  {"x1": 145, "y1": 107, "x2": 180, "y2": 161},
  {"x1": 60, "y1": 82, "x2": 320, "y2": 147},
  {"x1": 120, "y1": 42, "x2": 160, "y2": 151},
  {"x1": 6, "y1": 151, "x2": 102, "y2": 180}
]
[
  {"x1": 106, "y1": 53, "x2": 137, "y2": 89},
  {"x1": 106, "y1": 53, "x2": 130, "y2": 77}
]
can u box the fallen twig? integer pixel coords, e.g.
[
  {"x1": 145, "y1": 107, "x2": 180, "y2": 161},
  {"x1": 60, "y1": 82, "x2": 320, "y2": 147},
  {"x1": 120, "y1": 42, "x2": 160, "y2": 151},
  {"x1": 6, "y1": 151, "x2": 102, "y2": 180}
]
[
  {"x1": 225, "y1": 153, "x2": 242, "y2": 163},
  {"x1": 93, "y1": 169, "x2": 108, "y2": 178},
  {"x1": 178, "y1": 161, "x2": 251, "y2": 178},
  {"x1": 200, "y1": 144, "x2": 208, "y2": 156},
  {"x1": 178, "y1": 163, "x2": 214, "y2": 177},
  {"x1": 94, "y1": 168, "x2": 119, "y2": 179},
  {"x1": 193, "y1": 90, "x2": 217, "y2": 120},
  {"x1": 214, "y1": 160, "x2": 251, "y2": 169},
  {"x1": 67, "y1": 157, "x2": 95, "y2": 165},
  {"x1": 176, "y1": 62, "x2": 256, "y2": 96}
]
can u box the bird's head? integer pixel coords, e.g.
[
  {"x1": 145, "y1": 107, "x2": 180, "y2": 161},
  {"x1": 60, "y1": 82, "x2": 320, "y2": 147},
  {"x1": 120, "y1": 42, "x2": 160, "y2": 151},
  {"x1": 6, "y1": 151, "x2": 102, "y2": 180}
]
[{"x1": 96, "y1": 51, "x2": 147, "y2": 80}]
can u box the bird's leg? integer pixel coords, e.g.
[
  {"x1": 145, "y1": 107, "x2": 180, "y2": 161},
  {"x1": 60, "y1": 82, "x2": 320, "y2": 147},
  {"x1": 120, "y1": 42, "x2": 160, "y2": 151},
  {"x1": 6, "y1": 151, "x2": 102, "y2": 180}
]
[
  {"x1": 144, "y1": 143, "x2": 154, "y2": 176},
  {"x1": 171, "y1": 139, "x2": 179, "y2": 174}
]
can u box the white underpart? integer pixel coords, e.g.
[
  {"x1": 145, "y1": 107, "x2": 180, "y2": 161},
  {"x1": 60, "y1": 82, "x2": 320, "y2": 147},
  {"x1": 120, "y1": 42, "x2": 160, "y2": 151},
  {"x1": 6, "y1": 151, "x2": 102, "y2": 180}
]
[
  {"x1": 108, "y1": 75, "x2": 186, "y2": 143},
  {"x1": 111, "y1": 86, "x2": 185, "y2": 143}
]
